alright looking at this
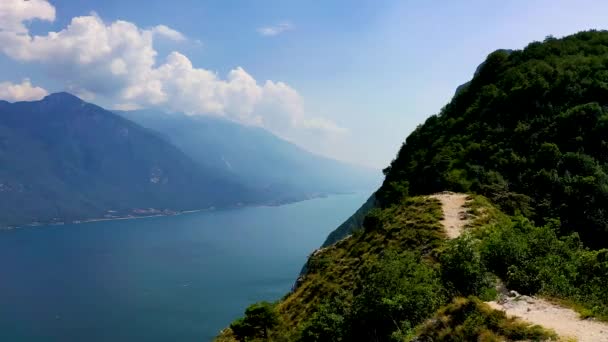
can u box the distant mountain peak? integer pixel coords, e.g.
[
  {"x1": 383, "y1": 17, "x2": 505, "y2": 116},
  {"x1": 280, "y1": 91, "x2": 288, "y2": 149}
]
[{"x1": 42, "y1": 92, "x2": 84, "y2": 104}]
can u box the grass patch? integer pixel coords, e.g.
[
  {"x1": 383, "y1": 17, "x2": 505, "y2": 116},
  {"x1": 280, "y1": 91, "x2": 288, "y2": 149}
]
[
  {"x1": 279, "y1": 196, "x2": 445, "y2": 329},
  {"x1": 413, "y1": 297, "x2": 558, "y2": 341}
]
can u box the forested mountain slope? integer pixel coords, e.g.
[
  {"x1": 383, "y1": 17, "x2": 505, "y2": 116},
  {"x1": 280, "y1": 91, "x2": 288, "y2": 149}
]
[
  {"x1": 378, "y1": 30, "x2": 608, "y2": 247},
  {"x1": 218, "y1": 31, "x2": 608, "y2": 341}
]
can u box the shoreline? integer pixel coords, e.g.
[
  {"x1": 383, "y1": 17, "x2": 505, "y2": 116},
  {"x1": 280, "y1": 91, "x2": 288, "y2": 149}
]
[{"x1": 1, "y1": 191, "x2": 362, "y2": 231}]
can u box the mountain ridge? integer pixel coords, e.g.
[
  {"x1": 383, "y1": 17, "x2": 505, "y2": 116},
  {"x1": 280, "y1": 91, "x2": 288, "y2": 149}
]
[
  {"x1": 0, "y1": 93, "x2": 256, "y2": 228},
  {"x1": 0, "y1": 93, "x2": 379, "y2": 228},
  {"x1": 218, "y1": 30, "x2": 608, "y2": 342},
  {"x1": 117, "y1": 109, "x2": 381, "y2": 204}
]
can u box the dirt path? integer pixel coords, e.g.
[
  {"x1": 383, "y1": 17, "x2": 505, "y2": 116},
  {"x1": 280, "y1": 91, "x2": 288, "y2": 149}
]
[
  {"x1": 429, "y1": 192, "x2": 608, "y2": 341},
  {"x1": 488, "y1": 294, "x2": 608, "y2": 341},
  {"x1": 429, "y1": 192, "x2": 470, "y2": 239}
]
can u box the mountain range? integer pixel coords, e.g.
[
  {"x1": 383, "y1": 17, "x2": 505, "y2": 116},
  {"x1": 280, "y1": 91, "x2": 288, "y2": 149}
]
[
  {"x1": 0, "y1": 93, "x2": 379, "y2": 228},
  {"x1": 117, "y1": 110, "x2": 379, "y2": 203}
]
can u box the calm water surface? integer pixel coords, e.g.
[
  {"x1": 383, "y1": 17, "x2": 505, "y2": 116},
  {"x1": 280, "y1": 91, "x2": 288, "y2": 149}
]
[{"x1": 0, "y1": 192, "x2": 369, "y2": 341}]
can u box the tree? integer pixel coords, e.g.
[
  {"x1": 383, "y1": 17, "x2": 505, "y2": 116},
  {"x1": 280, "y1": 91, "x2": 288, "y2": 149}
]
[
  {"x1": 300, "y1": 300, "x2": 347, "y2": 342},
  {"x1": 230, "y1": 301, "x2": 279, "y2": 341},
  {"x1": 440, "y1": 235, "x2": 492, "y2": 297},
  {"x1": 345, "y1": 251, "x2": 446, "y2": 341}
]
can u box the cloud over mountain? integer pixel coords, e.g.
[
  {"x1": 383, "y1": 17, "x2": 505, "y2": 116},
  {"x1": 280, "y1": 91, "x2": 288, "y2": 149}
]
[
  {"x1": 0, "y1": 79, "x2": 48, "y2": 102},
  {"x1": 0, "y1": 0, "x2": 343, "y2": 139}
]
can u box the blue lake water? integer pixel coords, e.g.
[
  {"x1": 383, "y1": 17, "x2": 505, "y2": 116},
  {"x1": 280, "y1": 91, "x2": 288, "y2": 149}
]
[{"x1": 0, "y1": 192, "x2": 369, "y2": 341}]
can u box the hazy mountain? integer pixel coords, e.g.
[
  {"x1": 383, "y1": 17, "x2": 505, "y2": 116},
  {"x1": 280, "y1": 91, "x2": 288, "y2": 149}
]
[
  {"x1": 117, "y1": 110, "x2": 381, "y2": 202},
  {"x1": 0, "y1": 93, "x2": 256, "y2": 228}
]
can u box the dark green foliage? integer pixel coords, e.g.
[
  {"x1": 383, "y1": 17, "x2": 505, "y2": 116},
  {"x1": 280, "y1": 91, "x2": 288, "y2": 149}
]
[
  {"x1": 345, "y1": 252, "x2": 446, "y2": 341},
  {"x1": 299, "y1": 252, "x2": 446, "y2": 342},
  {"x1": 439, "y1": 236, "x2": 494, "y2": 298},
  {"x1": 415, "y1": 297, "x2": 556, "y2": 341},
  {"x1": 377, "y1": 30, "x2": 608, "y2": 246},
  {"x1": 230, "y1": 302, "x2": 279, "y2": 341},
  {"x1": 299, "y1": 294, "x2": 349, "y2": 342},
  {"x1": 480, "y1": 216, "x2": 608, "y2": 319}
]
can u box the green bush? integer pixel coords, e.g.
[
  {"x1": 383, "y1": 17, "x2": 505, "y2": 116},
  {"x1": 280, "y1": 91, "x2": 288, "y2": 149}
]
[
  {"x1": 440, "y1": 235, "x2": 494, "y2": 298},
  {"x1": 345, "y1": 251, "x2": 446, "y2": 341},
  {"x1": 299, "y1": 295, "x2": 349, "y2": 342},
  {"x1": 480, "y1": 216, "x2": 608, "y2": 319},
  {"x1": 299, "y1": 251, "x2": 446, "y2": 342},
  {"x1": 230, "y1": 302, "x2": 279, "y2": 341}
]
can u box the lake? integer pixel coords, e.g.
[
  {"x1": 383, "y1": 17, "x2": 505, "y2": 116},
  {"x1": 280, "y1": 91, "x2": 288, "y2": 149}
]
[{"x1": 0, "y1": 192, "x2": 369, "y2": 341}]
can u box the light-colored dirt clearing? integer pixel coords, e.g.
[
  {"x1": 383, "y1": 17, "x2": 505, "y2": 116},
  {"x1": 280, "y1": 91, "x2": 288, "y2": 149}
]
[
  {"x1": 488, "y1": 293, "x2": 608, "y2": 341},
  {"x1": 429, "y1": 192, "x2": 471, "y2": 239}
]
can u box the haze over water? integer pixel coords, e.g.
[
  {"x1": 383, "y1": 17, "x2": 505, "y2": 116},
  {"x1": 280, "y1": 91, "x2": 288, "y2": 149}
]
[{"x1": 0, "y1": 193, "x2": 369, "y2": 341}]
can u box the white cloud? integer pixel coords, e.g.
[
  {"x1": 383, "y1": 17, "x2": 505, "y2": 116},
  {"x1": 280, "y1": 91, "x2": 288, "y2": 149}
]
[
  {"x1": 257, "y1": 22, "x2": 294, "y2": 37},
  {"x1": 0, "y1": 79, "x2": 48, "y2": 101},
  {"x1": 0, "y1": 1, "x2": 344, "y2": 140},
  {"x1": 152, "y1": 25, "x2": 186, "y2": 41},
  {"x1": 0, "y1": 0, "x2": 55, "y2": 34}
]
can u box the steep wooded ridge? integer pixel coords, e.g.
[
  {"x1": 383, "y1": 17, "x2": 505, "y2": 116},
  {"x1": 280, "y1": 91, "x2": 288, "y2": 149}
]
[
  {"x1": 219, "y1": 31, "x2": 608, "y2": 341},
  {"x1": 378, "y1": 30, "x2": 608, "y2": 247}
]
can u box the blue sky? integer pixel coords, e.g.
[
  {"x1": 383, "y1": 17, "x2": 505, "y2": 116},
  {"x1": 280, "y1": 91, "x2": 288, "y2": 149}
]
[{"x1": 1, "y1": 0, "x2": 608, "y2": 168}]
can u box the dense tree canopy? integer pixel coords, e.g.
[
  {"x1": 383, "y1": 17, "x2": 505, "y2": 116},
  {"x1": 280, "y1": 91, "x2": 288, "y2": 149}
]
[{"x1": 378, "y1": 30, "x2": 608, "y2": 246}]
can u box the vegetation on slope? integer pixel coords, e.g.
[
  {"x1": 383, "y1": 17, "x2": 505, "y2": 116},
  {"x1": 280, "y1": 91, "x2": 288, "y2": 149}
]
[
  {"x1": 415, "y1": 296, "x2": 557, "y2": 342},
  {"x1": 220, "y1": 31, "x2": 608, "y2": 341},
  {"x1": 378, "y1": 30, "x2": 608, "y2": 247},
  {"x1": 321, "y1": 193, "x2": 377, "y2": 247},
  {"x1": 218, "y1": 196, "x2": 559, "y2": 341},
  {"x1": 480, "y1": 216, "x2": 608, "y2": 320}
]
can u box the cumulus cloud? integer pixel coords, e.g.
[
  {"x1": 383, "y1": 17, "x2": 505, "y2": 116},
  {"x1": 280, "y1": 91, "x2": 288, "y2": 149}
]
[
  {"x1": 152, "y1": 25, "x2": 186, "y2": 41},
  {"x1": 0, "y1": 79, "x2": 48, "y2": 101},
  {"x1": 0, "y1": 0, "x2": 55, "y2": 34},
  {"x1": 0, "y1": 0, "x2": 344, "y2": 140},
  {"x1": 257, "y1": 22, "x2": 294, "y2": 37}
]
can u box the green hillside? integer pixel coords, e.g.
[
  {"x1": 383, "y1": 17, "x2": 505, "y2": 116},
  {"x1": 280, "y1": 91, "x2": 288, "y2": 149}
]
[
  {"x1": 218, "y1": 31, "x2": 608, "y2": 341},
  {"x1": 378, "y1": 30, "x2": 608, "y2": 247}
]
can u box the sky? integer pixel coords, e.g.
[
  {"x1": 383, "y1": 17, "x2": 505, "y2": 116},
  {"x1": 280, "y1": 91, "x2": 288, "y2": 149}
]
[{"x1": 1, "y1": 0, "x2": 608, "y2": 168}]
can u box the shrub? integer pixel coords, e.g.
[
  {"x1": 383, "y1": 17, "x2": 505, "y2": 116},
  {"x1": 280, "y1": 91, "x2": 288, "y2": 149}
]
[
  {"x1": 344, "y1": 251, "x2": 446, "y2": 341},
  {"x1": 440, "y1": 235, "x2": 494, "y2": 298},
  {"x1": 479, "y1": 216, "x2": 608, "y2": 319},
  {"x1": 230, "y1": 302, "x2": 279, "y2": 341}
]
